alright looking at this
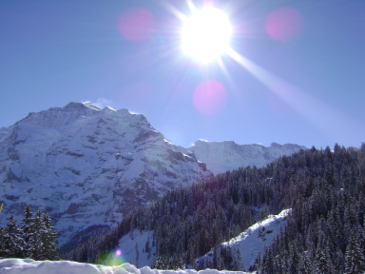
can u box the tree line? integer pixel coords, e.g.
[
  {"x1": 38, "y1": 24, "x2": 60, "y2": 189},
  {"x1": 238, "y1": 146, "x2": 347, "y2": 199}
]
[
  {"x1": 0, "y1": 204, "x2": 60, "y2": 260},
  {"x1": 259, "y1": 144, "x2": 365, "y2": 273},
  {"x1": 65, "y1": 143, "x2": 365, "y2": 273}
]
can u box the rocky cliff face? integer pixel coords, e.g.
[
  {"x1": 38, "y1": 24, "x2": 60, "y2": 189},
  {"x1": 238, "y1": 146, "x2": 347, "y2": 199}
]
[
  {"x1": 188, "y1": 140, "x2": 306, "y2": 174},
  {"x1": 0, "y1": 102, "x2": 211, "y2": 248},
  {"x1": 0, "y1": 102, "x2": 306, "y2": 250}
]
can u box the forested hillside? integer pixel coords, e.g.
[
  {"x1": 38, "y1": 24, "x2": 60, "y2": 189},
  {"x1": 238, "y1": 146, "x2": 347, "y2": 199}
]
[{"x1": 66, "y1": 144, "x2": 365, "y2": 273}]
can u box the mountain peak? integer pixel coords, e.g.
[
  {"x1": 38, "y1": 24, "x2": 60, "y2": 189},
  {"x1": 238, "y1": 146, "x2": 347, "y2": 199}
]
[
  {"x1": 63, "y1": 102, "x2": 90, "y2": 111},
  {"x1": 64, "y1": 102, "x2": 118, "y2": 113},
  {"x1": 0, "y1": 103, "x2": 212, "y2": 247},
  {"x1": 189, "y1": 141, "x2": 305, "y2": 174}
]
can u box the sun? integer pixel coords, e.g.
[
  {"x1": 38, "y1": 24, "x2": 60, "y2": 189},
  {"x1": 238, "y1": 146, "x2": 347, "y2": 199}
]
[{"x1": 180, "y1": 6, "x2": 232, "y2": 64}]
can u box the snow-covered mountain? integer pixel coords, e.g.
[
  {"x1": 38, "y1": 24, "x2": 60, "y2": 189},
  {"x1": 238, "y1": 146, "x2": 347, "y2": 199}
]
[
  {"x1": 188, "y1": 140, "x2": 305, "y2": 174},
  {"x1": 0, "y1": 102, "x2": 304, "y2": 251},
  {"x1": 0, "y1": 102, "x2": 211, "y2": 248}
]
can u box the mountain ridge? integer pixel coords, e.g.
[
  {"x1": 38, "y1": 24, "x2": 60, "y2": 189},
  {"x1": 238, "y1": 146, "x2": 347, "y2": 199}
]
[
  {"x1": 0, "y1": 102, "x2": 305, "y2": 249},
  {"x1": 0, "y1": 102, "x2": 211, "y2": 248},
  {"x1": 188, "y1": 139, "x2": 305, "y2": 174}
]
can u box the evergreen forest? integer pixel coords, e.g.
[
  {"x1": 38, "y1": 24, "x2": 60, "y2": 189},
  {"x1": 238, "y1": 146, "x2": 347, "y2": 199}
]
[
  {"x1": 0, "y1": 205, "x2": 60, "y2": 260},
  {"x1": 65, "y1": 144, "x2": 365, "y2": 273}
]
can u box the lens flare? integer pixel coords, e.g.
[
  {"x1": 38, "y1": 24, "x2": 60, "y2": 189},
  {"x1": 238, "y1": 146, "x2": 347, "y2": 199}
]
[
  {"x1": 115, "y1": 249, "x2": 122, "y2": 257},
  {"x1": 265, "y1": 7, "x2": 303, "y2": 41},
  {"x1": 193, "y1": 80, "x2": 227, "y2": 115},
  {"x1": 97, "y1": 250, "x2": 125, "y2": 266}
]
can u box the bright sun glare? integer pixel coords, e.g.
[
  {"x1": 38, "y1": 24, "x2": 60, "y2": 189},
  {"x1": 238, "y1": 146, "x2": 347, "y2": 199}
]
[{"x1": 181, "y1": 7, "x2": 232, "y2": 63}]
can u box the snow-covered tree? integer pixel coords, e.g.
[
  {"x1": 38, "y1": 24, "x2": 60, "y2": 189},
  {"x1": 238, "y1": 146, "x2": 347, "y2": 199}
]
[
  {"x1": 0, "y1": 215, "x2": 25, "y2": 258},
  {"x1": 313, "y1": 245, "x2": 337, "y2": 274},
  {"x1": 0, "y1": 205, "x2": 60, "y2": 260},
  {"x1": 40, "y1": 212, "x2": 59, "y2": 260},
  {"x1": 21, "y1": 204, "x2": 36, "y2": 258},
  {"x1": 344, "y1": 231, "x2": 365, "y2": 274}
]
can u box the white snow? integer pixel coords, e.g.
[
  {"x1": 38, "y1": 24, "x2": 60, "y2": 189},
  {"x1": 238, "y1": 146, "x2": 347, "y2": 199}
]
[
  {"x1": 197, "y1": 209, "x2": 291, "y2": 271},
  {"x1": 0, "y1": 259, "x2": 252, "y2": 274},
  {"x1": 116, "y1": 230, "x2": 156, "y2": 268},
  {"x1": 112, "y1": 211, "x2": 290, "y2": 272},
  {"x1": 189, "y1": 140, "x2": 305, "y2": 174},
  {"x1": 0, "y1": 102, "x2": 211, "y2": 247}
]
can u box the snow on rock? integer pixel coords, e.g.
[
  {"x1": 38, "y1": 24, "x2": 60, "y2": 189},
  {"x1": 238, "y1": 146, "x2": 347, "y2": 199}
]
[
  {"x1": 0, "y1": 259, "x2": 253, "y2": 274},
  {"x1": 0, "y1": 102, "x2": 211, "y2": 249},
  {"x1": 197, "y1": 209, "x2": 291, "y2": 271},
  {"x1": 0, "y1": 101, "x2": 300, "y2": 254},
  {"x1": 188, "y1": 140, "x2": 305, "y2": 174}
]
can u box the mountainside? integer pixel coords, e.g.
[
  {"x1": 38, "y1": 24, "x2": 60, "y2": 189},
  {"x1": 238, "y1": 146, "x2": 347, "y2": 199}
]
[
  {"x1": 196, "y1": 209, "x2": 291, "y2": 271},
  {"x1": 0, "y1": 102, "x2": 307, "y2": 251},
  {"x1": 110, "y1": 209, "x2": 290, "y2": 270},
  {"x1": 68, "y1": 144, "x2": 365, "y2": 273},
  {"x1": 188, "y1": 140, "x2": 306, "y2": 174},
  {"x1": 0, "y1": 102, "x2": 211, "y2": 248}
]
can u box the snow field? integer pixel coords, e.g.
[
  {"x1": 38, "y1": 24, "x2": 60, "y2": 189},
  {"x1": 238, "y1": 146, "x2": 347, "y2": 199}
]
[
  {"x1": 197, "y1": 209, "x2": 290, "y2": 270},
  {"x1": 116, "y1": 230, "x2": 156, "y2": 267},
  {"x1": 0, "y1": 259, "x2": 253, "y2": 274}
]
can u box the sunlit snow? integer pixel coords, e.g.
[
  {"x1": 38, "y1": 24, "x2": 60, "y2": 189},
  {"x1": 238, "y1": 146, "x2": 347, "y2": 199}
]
[
  {"x1": 197, "y1": 209, "x2": 291, "y2": 270},
  {"x1": 0, "y1": 260, "x2": 252, "y2": 274}
]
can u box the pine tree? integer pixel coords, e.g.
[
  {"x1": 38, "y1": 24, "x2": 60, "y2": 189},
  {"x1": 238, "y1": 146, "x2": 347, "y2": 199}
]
[
  {"x1": 19, "y1": 205, "x2": 59, "y2": 260},
  {"x1": 31, "y1": 210, "x2": 45, "y2": 260},
  {"x1": 313, "y1": 245, "x2": 337, "y2": 274},
  {"x1": 344, "y1": 231, "x2": 365, "y2": 274},
  {"x1": 1, "y1": 215, "x2": 25, "y2": 258},
  {"x1": 0, "y1": 225, "x2": 6, "y2": 257},
  {"x1": 262, "y1": 246, "x2": 275, "y2": 274},
  {"x1": 21, "y1": 204, "x2": 35, "y2": 258},
  {"x1": 298, "y1": 252, "x2": 312, "y2": 274},
  {"x1": 39, "y1": 212, "x2": 60, "y2": 260},
  {"x1": 232, "y1": 249, "x2": 243, "y2": 271}
]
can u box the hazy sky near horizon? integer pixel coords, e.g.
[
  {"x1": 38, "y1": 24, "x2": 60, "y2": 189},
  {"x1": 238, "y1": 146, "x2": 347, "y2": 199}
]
[{"x1": 1, "y1": 0, "x2": 365, "y2": 149}]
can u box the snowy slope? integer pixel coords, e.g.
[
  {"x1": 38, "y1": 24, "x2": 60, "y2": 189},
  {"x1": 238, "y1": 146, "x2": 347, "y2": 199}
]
[
  {"x1": 196, "y1": 209, "x2": 291, "y2": 271},
  {"x1": 0, "y1": 259, "x2": 253, "y2": 274},
  {"x1": 0, "y1": 210, "x2": 290, "y2": 273},
  {"x1": 116, "y1": 230, "x2": 156, "y2": 268},
  {"x1": 0, "y1": 101, "x2": 301, "y2": 253},
  {"x1": 0, "y1": 102, "x2": 211, "y2": 248},
  {"x1": 188, "y1": 140, "x2": 305, "y2": 174},
  {"x1": 107, "y1": 210, "x2": 290, "y2": 270}
]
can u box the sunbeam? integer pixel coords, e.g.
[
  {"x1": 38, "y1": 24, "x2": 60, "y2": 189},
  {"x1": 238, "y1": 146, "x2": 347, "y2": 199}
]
[{"x1": 226, "y1": 48, "x2": 365, "y2": 145}]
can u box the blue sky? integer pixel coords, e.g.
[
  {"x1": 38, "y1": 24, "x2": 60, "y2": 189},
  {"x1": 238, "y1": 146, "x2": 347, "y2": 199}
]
[{"x1": 1, "y1": 0, "x2": 365, "y2": 149}]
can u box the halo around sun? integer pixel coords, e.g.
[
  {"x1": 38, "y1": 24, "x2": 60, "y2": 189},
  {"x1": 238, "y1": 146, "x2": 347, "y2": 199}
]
[{"x1": 180, "y1": 7, "x2": 233, "y2": 63}]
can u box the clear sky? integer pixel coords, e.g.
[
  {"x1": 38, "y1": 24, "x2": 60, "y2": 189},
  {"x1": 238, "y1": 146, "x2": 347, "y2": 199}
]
[{"x1": 1, "y1": 0, "x2": 365, "y2": 149}]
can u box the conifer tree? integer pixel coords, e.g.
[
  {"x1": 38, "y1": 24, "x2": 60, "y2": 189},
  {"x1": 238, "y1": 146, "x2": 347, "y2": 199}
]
[
  {"x1": 0, "y1": 225, "x2": 6, "y2": 256},
  {"x1": 19, "y1": 205, "x2": 60, "y2": 260},
  {"x1": 313, "y1": 245, "x2": 337, "y2": 274},
  {"x1": 40, "y1": 212, "x2": 59, "y2": 260},
  {"x1": 30, "y1": 210, "x2": 45, "y2": 260},
  {"x1": 21, "y1": 205, "x2": 35, "y2": 258},
  {"x1": 344, "y1": 231, "x2": 365, "y2": 274},
  {"x1": 1, "y1": 215, "x2": 25, "y2": 258},
  {"x1": 298, "y1": 252, "x2": 312, "y2": 274},
  {"x1": 262, "y1": 246, "x2": 275, "y2": 274}
]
